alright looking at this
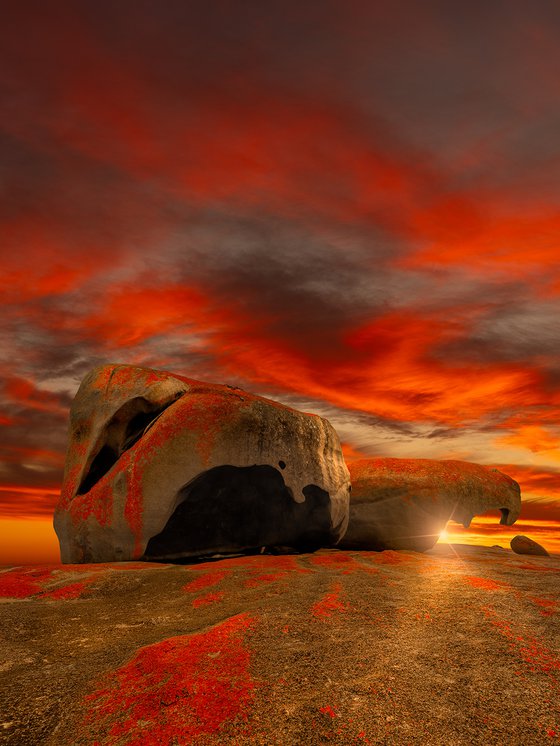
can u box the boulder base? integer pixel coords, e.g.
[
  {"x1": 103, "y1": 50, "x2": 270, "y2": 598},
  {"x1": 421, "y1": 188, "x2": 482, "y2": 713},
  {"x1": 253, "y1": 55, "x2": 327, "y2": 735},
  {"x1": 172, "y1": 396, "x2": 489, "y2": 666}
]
[
  {"x1": 338, "y1": 458, "x2": 521, "y2": 552},
  {"x1": 54, "y1": 364, "x2": 350, "y2": 563}
]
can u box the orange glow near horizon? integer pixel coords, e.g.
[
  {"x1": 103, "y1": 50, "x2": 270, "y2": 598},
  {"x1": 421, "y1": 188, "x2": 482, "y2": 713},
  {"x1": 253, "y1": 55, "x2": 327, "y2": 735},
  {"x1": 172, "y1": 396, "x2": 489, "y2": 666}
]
[
  {"x1": 2, "y1": 513, "x2": 557, "y2": 567},
  {"x1": 441, "y1": 515, "x2": 560, "y2": 555},
  {"x1": 0, "y1": 518, "x2": 61, "y2": 566}
]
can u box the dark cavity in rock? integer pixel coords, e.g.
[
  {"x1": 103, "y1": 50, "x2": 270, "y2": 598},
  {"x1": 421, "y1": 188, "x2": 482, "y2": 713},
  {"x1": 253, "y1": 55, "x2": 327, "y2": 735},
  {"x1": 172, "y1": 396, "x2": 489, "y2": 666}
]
[
  {"x1": 77, "y1": 395, "x2": 182, "y2": 495},
  {"x1": 143, "y1": 464, "x2": 332, "y2": 561}
]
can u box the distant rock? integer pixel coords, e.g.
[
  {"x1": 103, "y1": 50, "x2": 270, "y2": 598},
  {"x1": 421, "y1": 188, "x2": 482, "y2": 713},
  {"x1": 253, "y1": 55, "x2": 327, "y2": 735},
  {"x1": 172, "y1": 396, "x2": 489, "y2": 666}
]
[
  {"x1": 54, "y1": 364, "x2": 350, "y2": 563},
  {"x1": 338, "y1": 458, "x2": 521, "y2": 552},
  {"x1": 510, "y1": 535, "x2": 549, "y2": 557},
  {"x1": 491, "y1": 545, "x2": 506, "y2": 551}
]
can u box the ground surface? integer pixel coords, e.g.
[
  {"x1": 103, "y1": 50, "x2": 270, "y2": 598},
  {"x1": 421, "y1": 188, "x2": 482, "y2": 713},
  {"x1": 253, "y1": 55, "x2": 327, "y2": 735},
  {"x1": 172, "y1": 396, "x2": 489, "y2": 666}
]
[{"x1": 0, "y1": 544, "x2": 559, "y2": 745}]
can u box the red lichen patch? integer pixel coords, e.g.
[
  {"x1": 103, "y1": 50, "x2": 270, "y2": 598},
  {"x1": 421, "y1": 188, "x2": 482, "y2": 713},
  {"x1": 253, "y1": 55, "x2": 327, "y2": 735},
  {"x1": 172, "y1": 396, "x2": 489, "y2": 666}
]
[
  {"x1": 244, "y1": 572, "x2": 287, "y2": 589},
  {"x1": 124, "y1": 459, "x2": 144, "y2": 557},
  {"x1": 346, "y1": 555, "x2": 383, "y2": 577},
  {"x1": 463, "y1": 576, "x2": 510, "y2": 591},
  {"x1": 529, "y1": 597, "x2": 557, "y2": 617},
  {"x1": 137, "y1": 388, "x2": 249, "y2": 469},
  {"x1": 311, "y1": 583, "x2": 348, "y2": 619},
  {"x1": 0, "y1": 567, "x2": 100, "y2": 600},
  {"x1": 519, "y1": 639, "x2": 560, "y2": 677},
  {"x1": 515, "y1": 563, "x2": 560, "y2": 573},
  {"x1": 0, "y1": 568, "x2": 53, "y2": 598},
  {"x1": 57, "y1": 463, "x2": 82, "y2": 511},
  {"x1": 68, "y1": 468, "x2": 119, "y2": 529},
  {"x1": 41, "y1": 570, "x2": 102, "y2": 601},
  {"x1": 194, "y1": 554, "x2": 309, "y2": 574},
  {"x1": 482, "y1": 606, "x2": 560, "y2": 682},
  {"x1": 40, "y1": 581, "x2": 92, "y2": 600},
  {"x1": 319, "y1": 705, "x2": 337, "y2": 718},
  {"x1": 188, "y1": 555, "x2": 305, "y2": 590},
  {"x1": 82, "y1": 614, "x2": 256, "y2": 745},
  {"x1": 192, "y1": 591, "x2": 224, "y2": 608},
  {"x1": 309, "y1": 552, "x2": 354, "y2": 566},
  {"x1": 183, "y1": 570, "x2": 227, "y2": 593},
  {"x1": 308, "y1": 553, "x2": 363, "y2": 574}
]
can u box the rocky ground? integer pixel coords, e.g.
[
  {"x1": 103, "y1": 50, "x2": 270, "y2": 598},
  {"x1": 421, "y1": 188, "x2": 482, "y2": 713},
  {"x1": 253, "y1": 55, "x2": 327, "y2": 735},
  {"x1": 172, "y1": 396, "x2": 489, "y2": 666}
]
[{"x1": 0, "y1": 543, "x2": 559, "y2": 745}]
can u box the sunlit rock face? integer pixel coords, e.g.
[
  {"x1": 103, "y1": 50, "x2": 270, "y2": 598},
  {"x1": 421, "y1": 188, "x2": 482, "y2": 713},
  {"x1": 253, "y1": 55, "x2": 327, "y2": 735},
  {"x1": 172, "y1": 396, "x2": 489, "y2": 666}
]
[
  {"x1": 338, "y1": 458, "x2": 521, "y2": 552},
  {"x1": 54, "y1": 364, "x2": 350, "y2": 563},
  {"x1": 510, "y1": 535, "x2": 549, "y2": 557}
]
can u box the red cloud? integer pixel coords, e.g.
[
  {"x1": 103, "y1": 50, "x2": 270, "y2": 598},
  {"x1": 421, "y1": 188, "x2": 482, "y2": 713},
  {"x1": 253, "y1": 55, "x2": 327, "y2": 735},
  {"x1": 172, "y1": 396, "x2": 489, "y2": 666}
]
[
  {"x1": 0, "y1": 485, "x2": 60, "y2": 518},
  {"x1": 208, "y1": 307, "x2": 544, "y2": 427},
  {"x1": 2, "y1": 376, "x2": 67, "y2": 415},
  {"x1": 492, "y1": 465, "x2": 560, "y2": 502},
  {"x1": 77, "y1": 284, "x2": 212, "y2": 347}
]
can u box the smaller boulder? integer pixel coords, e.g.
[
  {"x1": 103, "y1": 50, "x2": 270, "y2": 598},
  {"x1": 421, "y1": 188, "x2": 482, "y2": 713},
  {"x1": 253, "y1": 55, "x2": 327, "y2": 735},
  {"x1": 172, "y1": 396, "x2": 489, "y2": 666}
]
[
  {"x1": 338, "y1": 458, "x2": 521, "y2": 552},
  {"x1": 510, "y1": 535, "x2": 549, "y2": 557}
]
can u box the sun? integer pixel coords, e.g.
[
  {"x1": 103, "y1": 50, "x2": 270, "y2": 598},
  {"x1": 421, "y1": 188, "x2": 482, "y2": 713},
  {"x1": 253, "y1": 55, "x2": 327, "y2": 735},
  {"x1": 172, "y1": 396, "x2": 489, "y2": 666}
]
[{"x1": 439, "y1": 529, "x2": 449, "y2": 542}]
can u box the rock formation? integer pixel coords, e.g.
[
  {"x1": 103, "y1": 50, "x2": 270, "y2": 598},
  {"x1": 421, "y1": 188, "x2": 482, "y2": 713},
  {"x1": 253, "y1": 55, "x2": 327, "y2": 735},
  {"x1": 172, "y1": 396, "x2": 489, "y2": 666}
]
[
  {"x1": 510, "y1": 535, "x2": 549, "y2": 557},
  {"x1": 338, "y1": 458, "x2": 521, "y2": 552},
  {"x1": 54, "y1": 364, "x2": 350, "y2": 563}
]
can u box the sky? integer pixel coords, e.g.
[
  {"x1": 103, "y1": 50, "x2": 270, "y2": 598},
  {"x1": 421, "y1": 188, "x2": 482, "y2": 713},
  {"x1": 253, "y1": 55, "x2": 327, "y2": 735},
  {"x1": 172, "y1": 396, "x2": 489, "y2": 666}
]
[{"x1": 1, "y1": 0, "x2": 560, "y2": 563}]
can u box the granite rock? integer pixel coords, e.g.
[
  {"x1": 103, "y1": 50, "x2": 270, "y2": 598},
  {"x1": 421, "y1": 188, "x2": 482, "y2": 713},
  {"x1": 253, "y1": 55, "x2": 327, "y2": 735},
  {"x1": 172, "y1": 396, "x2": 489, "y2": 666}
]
[
  {"x1": 510, "y1": 535, "x2": 549, "y2": 557},
  {"x1": 338, "y1": 458, "x2": 521, "y2": 552},
  {"x1": 54, "y1": 364, "x2": 350, "y2": 562}
]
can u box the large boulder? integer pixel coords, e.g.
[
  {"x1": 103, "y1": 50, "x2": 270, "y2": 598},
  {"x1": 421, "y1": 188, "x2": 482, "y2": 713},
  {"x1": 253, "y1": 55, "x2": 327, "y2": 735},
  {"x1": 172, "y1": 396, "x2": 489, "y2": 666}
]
[
  {"x1": 338, "y1": 458, "x2": 521, "y2": 552},
  {"x1": 54, "y1": 364, "x2": 350, "y2": 563},
  {"x1": 510, "y1": 535, "x2": 549, "y2": 557}
]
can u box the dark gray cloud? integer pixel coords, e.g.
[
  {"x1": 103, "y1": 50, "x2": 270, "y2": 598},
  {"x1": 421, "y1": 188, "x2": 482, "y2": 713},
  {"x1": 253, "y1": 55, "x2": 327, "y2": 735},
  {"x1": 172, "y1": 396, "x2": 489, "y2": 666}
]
[{"x1": 434, "y1": 300, "x2": 560, "y2": 369}]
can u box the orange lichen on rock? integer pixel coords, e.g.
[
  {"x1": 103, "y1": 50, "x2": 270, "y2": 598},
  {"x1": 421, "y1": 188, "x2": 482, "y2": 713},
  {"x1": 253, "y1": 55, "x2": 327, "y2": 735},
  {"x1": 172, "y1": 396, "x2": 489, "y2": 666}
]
[
  {"x1": 193, "y1": 554, "x2": 309, "y2": 573},
  {"x1": 40, "y1": 581, "x2": 93, "y2": 600},
  {"x1": 244, "y1": 572, "x2": 287, "y2": 588},
  {"x1": 82, "y1": 614, "x2": 256, "y2": 745},
  {"x1": 0, "y1": 568, "x2": 53, "y2": 598},
  {"x1": 529, "y1": 596, "x2": 557, "y2": 616},
  {"x1": 482, "y1": 606, "x2": 560, "y2": 679},
  {"x1": 182, "y1": 570, "x2": 227, "y2": 593},
  {"x1": 308, "y1": 551, "x2": 366, "y2": 574},
  {"x1": 192, "y1": 591, "x2": 224, "y2": 608},
  {"x1": 463, "y1": 576, "x2": 510, "y2": 591},
  {"x1": 311, "y1": 582, "x2": 348, "y2": 618},
  {"x1": 0, "y1": 567, "x2": 100, "y2": 600}
]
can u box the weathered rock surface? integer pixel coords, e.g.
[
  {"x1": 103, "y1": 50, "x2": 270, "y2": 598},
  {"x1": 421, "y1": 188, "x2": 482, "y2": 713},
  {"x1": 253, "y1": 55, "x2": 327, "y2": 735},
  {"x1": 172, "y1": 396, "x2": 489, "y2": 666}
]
[
  {"x1": 54, "y1": 364, "x2": 350, "y2": 563},
  {"x1": 338, "y1": 458, "x2": 521, "y2": 552},
  {"x1": 1, "y1": 544, "x2": 558, "y2": 746},
  {"x1": 511, "y1": 535, "x2": 550, "y2": 557}
]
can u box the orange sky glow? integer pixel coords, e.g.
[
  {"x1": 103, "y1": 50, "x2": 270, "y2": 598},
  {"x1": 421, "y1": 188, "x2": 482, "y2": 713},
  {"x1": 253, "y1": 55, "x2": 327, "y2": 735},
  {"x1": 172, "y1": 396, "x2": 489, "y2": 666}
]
[{"x1": 1, "y1": 1, "x2": 559, "y2": 563}]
